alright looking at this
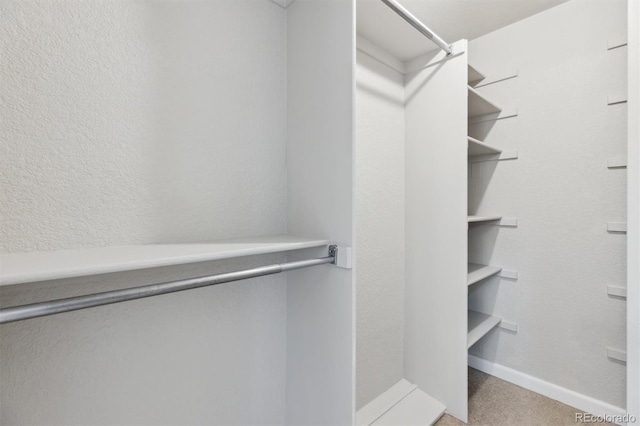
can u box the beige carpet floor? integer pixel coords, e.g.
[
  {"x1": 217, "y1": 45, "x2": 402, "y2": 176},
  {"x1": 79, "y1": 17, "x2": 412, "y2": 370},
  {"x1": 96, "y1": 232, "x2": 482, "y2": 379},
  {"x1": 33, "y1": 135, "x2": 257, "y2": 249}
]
[{"x1": 434, "y1": 368, "x2": 612, "y2": 426}]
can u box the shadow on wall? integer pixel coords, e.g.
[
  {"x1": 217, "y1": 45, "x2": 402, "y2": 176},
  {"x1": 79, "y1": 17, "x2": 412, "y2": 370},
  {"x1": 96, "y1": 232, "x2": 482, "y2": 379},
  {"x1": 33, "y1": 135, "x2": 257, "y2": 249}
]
[
  {"x1": 468, "y1": 160, "x2": 499, "y2": 214},
  {"x1": 404, "y1": 60, "x2": 446, "y2": 106},
  {"x1": 468, "y1": 224, "x2": 499, "y2": 265},
  {"x1": 141, "y1": 0, "x2": 287, "y2": 244},
  {"x1": 357, "y1": 50, "x2": 405, "y2": 107},
  {"x1": 468, "y1": 115, "x2": 498, "y2": 141}
]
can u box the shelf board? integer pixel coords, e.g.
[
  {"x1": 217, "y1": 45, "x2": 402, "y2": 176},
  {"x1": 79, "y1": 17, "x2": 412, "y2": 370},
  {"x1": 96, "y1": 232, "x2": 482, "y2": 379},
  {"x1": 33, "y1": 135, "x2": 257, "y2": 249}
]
[
  {"x1": 371, "y1": 387, "x2": 446, "y2": 426},
  {"x1": 0, "y1": 235, "x2": 330, "y2": 286},
  {"x1": 467, "y1": 263, "x2": 503, "y2": 286},
  {"x1": 468, "y1": 215, "x2": 502, "y2": 223},
  {"x1": 468, "y1": 137, "x2": 502, "y2": 157},
  {"x1": 468, "y1": 64, "x2": 485, "y2": 86},
  {"x1": 468, "y1": 86, "x2": 502, "y2": 118},
  {"x1": 468, "y1": 310, "x2": 501, "y2": 348}
]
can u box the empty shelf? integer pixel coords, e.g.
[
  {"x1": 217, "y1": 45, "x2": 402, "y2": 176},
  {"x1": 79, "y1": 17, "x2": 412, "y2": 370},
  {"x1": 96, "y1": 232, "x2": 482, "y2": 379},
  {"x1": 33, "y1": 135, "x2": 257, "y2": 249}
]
[
  {"x1": 468, "y1": 86, "x2": 502, "y2": 118},
  {"x1": 468, "y1": 215, "x2": 502, "y2": 223},
  {"x1": 370, "y1": 387, "x2": 446, "y2": 426},
  {"x1": 0, "y1": 235, "x2": 330, "y2": 286},
  {"x1": 468, "y1": 310, "x2": 501, "y2": 348},
  {"x1": 468, "y1": 263, "x2": 503, "y2": 286},
  {"x1": 468, "y1": 64, "x2": 485, "y2": 86},
  {"x1": 468, "y1": 137, "x2": 502, "y2": 157}
]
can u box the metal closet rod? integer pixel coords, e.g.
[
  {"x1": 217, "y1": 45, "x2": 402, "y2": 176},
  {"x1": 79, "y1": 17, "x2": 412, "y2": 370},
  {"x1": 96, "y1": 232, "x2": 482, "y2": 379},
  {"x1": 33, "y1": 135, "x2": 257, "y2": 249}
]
[
  {"x1": 380, "y1": 0, "x2": 453, "y2": 56},
  {"x1": 0, "y1": 246, "x2": 337, "y2": 325}
]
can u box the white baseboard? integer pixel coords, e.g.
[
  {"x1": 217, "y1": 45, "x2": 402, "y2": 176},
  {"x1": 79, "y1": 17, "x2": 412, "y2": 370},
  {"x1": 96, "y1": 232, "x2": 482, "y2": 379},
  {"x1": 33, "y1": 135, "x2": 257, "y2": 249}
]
[{"x1": 468, "y1": 355, "x2": 627, "y2": 421}]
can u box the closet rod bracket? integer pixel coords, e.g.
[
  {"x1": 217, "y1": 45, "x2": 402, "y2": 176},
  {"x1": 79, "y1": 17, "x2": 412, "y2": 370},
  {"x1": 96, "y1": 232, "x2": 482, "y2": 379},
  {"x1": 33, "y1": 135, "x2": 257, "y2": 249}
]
[
  {"x1": 329, "y1": 245, "x2": 353, "y2": 269},
  {"x1": 329, "y1": 245, "x2": 338, "y2": 264}
]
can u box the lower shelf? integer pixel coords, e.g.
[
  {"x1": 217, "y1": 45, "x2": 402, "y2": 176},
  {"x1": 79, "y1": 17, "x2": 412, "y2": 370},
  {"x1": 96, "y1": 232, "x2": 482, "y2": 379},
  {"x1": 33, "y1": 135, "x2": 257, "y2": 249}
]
[
  {"x1": 468, "y1": 310, "x2": 501, "y2": 348},
  {"x1": 468, "y1": 136, "x2": 501, "y2": 157},
  {"x1": 356, "y1": 379, "x2": 446, "y2": 426}
]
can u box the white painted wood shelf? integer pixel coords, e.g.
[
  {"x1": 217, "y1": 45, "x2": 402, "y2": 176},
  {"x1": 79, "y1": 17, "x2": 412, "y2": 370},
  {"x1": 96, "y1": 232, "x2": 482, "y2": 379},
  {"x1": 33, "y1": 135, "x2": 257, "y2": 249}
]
[
  {"x1": 468, "y1": 86, "x2": 502, "y2": 118},
  {"x1": 0, "y1": 235, "x2": 330, "y2": 286},
  {"x1": 468, "y1": 215, "x2": 502, "y2": 223},
  {"x1": 468, "y1": 64, "x2": 485, "y2": 86},
  {"x1": 468, "y1": 136, "x2": 502, "y2": 157},
  {"x1": 356, "y1": 379, "x2": 445, "y2": 426},
  {"x1": 468, "y1": 310, "x2": 501, "y2": 348},
  {"x1": 467, "y1": 263, "x2": 503, "y2": 286},
  {"x1": 371, "y1": 387, "x2": 446, "y2": 425}
]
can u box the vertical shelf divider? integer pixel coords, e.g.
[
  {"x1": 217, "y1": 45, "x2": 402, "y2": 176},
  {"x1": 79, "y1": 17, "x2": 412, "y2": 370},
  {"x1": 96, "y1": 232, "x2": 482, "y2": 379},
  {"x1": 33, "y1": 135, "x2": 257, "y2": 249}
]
[{"x1": 404, "y1": 39, "x2": 470, "y2": 422}]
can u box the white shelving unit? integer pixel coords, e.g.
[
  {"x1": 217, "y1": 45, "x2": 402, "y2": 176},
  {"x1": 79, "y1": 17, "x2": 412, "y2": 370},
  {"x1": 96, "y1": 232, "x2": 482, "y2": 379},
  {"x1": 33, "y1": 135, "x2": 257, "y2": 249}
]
[
  {"x1": 467, "y1": 64, "x2": 504, "y2": 357},
  {"x1": 467, "y1": 263, "x2": 503, "y2": 286},
  {"x1": 466, "y1": 67, "x2": 502, "y2": 160},
  {"x1": 0, "y1": 235, "x2": 330, "y2": 286},
  {"x1": 467, "y1": 310, "x2": 501, "y2": 348},
  {"x1": 393, "y1": 47, "x2": 515, "y2": 424}
]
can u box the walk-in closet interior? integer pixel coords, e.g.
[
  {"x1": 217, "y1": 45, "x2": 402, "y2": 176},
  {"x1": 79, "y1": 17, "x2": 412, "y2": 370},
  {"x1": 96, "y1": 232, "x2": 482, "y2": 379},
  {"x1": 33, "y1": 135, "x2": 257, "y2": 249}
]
[
  {"x1": 355, "y1": 0, "x2": 638, "y2": 424},
  {"x1": 0, "y1": 0, "x2": 638, "y2": 425}
]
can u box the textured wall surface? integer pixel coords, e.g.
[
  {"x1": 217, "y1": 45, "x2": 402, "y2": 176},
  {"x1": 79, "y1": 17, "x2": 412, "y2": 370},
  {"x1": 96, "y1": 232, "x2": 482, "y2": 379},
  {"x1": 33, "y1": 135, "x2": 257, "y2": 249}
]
[
  {"x1": 627, "y1": 0, "x2": 640, "y2": 416},
  {"x1": 468, "y1": 0, "x2": 628, "y2": 408},
  {"x1": 0, "y1": 1, "x2": 288, "y2": 424},
  {"x1": 0, "y1": 0, "x2": 287, "y2": 253},
  {"x1": 355, "y1": 47, "x2": 406, "y2": 410}
]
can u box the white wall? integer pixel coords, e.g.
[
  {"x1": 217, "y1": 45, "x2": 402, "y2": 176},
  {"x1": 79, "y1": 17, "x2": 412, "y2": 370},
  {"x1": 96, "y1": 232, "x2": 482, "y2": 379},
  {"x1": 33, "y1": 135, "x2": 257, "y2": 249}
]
[
  {"x1": 0, "y1": 0, "x2": 287, "y2": 253},
  {"x1": 468, "y1": 0, "x2": 628, "y2": 409},
  {"x1": 0, "y1": 1, "x2": 289, "y2": 424},
  {"x1": 627, "y1": 0, "x2": 640, "y2": 417},
  {"x1": 355, "y1": 44, "x2": 406, "y2": 410},
  {"x1": 285, "y1": 0, "x2": 354, "y2": 424}
]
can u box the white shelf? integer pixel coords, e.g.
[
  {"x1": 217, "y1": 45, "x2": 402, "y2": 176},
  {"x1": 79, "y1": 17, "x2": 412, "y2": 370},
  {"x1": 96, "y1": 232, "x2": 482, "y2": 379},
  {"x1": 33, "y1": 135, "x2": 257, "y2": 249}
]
[
  {"x1": 467, "y1": 263, "x2": 503, "y2": 286},
  {"x1": 468, "y1": 86, "x2": 502, "y2": 118},
  {"x1": 468, "y1": 136, "x2": 502, "y2": 157},
  {"x1": 371, "y1": 387, "x2": 446, "y2": 426},
  {"x1": 468, "y1": 64, "x2": 485, "y2": 86},
  {"x1": 356, "y1": 379, "x2": 445, "y2": 426},
  {"x1": 468, "y1": 310, "x2": 501, "y2": 348},
  {"x1": 468, "y1": 215, "x2": 502, "y2": 223},
  {"x1": 0, "y1": 235, "x2": 330, "y2": 286}
]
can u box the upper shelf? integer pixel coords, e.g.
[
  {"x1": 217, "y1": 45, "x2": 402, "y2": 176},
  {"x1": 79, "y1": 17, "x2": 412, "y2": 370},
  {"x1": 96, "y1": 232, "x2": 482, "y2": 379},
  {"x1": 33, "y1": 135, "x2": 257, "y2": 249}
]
[
  {"x1": 0, "y1": 235, "x2": 330, "y2": 286},
  {"x1": 468, "y1": 64, "x2": 485, "y2": 86},
  {"x1": 468, "y1": 137, "x2": 502, "y2": 157},
  {"x1": 468, "y1": 86, "x2": 502, "y2": 118},
  {"x1": 468, "y1": 215, "x2": 502, "y2": 223}
]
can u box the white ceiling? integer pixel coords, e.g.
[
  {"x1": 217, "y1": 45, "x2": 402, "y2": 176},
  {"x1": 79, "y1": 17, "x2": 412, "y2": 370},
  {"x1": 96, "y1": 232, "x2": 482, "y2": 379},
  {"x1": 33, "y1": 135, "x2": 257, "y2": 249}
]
[{"x1": 357, "y1": 0, "x2": 570, "y2": 61}]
